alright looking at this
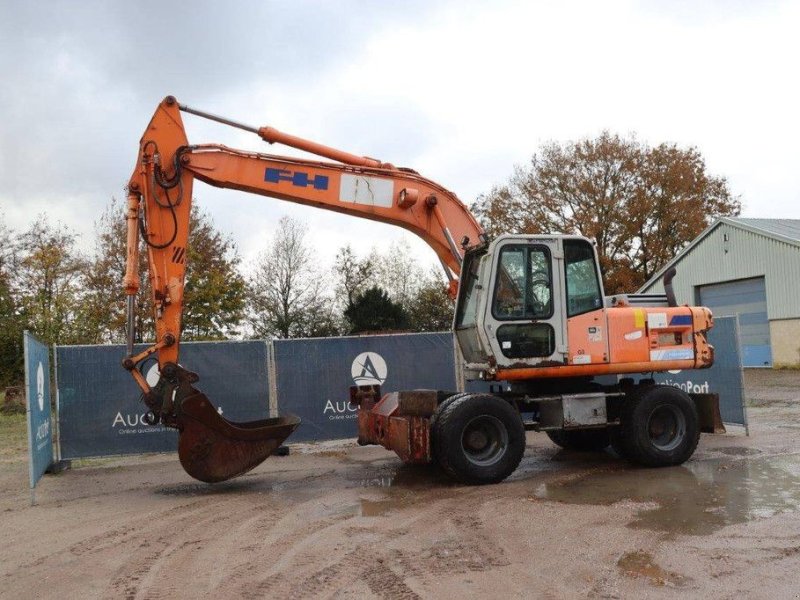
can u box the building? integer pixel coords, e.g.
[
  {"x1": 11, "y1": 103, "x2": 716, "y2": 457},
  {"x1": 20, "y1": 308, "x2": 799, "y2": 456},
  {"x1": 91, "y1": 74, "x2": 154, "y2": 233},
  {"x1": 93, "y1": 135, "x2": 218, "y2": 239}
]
[{"x1": 639, "y1": 218, "x2": 800, "y2": 368}]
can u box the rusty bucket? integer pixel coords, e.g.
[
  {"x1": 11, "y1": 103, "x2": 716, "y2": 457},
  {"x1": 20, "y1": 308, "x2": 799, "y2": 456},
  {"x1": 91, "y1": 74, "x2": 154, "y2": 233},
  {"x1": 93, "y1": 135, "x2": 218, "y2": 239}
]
[
  {"x1": 176, "y1": 390, "x2": 300, "y2": 483},
  {"x1": 140, "y1": 362, "x2": 300, "y2": 484}
]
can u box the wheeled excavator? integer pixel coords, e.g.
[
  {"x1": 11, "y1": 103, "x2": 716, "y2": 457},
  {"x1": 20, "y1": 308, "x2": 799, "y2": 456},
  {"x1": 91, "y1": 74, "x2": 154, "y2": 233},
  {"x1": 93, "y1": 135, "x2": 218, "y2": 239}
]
[{"x1": 122, "y1": 97, "x2": 723, "y2": 485}]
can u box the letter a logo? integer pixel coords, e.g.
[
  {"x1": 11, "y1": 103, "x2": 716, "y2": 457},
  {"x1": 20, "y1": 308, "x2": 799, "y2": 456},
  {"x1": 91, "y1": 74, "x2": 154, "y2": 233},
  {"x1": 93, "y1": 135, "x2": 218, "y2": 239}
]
[{"x1": 351, "y1": 352, "x2": 388, "y2": 385}]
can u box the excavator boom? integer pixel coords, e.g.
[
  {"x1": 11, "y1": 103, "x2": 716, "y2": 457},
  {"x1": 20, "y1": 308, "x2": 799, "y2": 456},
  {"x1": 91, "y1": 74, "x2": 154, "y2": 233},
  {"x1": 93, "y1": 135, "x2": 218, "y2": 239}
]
[{"x1": 122, "y1": 96, "x2": 484, "y2": 482}]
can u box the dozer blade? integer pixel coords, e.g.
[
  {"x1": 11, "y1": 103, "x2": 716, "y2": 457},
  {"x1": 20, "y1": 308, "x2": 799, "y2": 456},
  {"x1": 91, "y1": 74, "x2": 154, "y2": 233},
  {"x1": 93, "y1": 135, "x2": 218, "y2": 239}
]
[{"x1": 177, "y1": 391, "x2": 300, "y2": 483}]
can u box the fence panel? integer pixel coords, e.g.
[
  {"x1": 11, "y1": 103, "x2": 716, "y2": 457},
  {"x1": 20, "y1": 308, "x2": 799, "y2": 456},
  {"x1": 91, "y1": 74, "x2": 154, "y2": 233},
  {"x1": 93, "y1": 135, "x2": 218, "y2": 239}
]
[
  {"x1": 274, "y1": 332, "x2": 456, "y2": 442},
  {"x1": 56, "y1": 341, "x2": 270, "y2": 459},
  {"x1": 54, "y1": 320, "x2": 745, "y2": 460},
  {"x1": 24, "y1": 331, "x2": 53, "y2": 489}
]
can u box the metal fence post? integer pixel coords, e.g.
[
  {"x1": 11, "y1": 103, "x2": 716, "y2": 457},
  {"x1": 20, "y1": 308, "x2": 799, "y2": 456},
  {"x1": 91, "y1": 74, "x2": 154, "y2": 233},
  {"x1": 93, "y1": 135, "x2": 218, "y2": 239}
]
[
  {"x1": 267, "y1": 338, "x2": 278, "y2": 419},
  {"x1": 733, "y1": 315, "x2": 750, "y2": 436},
  {"x1": 52, "y1": 344, "x2": 61, "y2": 463}
]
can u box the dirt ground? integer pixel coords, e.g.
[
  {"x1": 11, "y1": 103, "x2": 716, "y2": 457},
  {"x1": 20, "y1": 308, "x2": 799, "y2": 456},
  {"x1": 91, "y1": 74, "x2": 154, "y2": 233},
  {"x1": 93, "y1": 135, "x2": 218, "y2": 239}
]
[{"x1": 2, "y1": 370, "x2": 800, "y2": 599}]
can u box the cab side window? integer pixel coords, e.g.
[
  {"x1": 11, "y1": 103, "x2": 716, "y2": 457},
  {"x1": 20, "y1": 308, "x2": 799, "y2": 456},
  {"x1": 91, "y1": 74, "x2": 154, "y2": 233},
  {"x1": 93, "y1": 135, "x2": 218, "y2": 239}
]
[
  {"x1": 492, "y1": 245, "x2": 552, "y2": 320},
  {"x1": 564, "y1": 240, "x2": 603, "y2": 317}
]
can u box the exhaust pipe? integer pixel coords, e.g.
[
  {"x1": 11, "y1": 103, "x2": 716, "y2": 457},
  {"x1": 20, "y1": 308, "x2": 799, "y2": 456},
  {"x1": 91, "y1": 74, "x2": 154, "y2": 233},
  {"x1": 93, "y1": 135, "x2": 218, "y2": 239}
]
[{"x1": 663, "y1": 267, "x2": 678, "y2": 307}]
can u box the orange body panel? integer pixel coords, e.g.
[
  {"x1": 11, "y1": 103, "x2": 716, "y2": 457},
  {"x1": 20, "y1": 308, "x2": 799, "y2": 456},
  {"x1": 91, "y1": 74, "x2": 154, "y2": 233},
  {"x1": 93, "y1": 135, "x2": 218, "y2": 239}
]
[
  {"x1": 496, "y1": 305, "x2": 713, "y2": 381},
  {"x1": 566, "y1": 310, "x2": 609, "y2": 366}
]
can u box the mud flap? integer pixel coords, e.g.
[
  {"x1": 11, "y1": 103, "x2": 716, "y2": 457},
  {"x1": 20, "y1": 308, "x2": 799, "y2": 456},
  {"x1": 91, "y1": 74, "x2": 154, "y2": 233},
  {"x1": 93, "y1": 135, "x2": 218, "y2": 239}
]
[
  {"x1": 177, "y1": 392, "x2": 300, "y2": 483},
  {"x1": 690, "y1": 392, "x2": 726, "y2": 434}
]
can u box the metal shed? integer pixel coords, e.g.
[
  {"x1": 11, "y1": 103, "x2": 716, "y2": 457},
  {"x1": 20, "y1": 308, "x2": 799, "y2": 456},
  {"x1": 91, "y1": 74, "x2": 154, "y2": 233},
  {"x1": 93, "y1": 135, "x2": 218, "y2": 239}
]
[{"x1": 639, "y1": 218, "x2": 800, "y2": 367}]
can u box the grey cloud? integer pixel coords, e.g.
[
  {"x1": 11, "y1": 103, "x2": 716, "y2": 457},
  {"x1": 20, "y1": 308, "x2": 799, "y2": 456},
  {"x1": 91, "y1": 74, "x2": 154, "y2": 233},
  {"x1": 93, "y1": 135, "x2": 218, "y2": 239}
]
[{"x1": 0, "y1": 0, "x2": 435, "y2": 236}]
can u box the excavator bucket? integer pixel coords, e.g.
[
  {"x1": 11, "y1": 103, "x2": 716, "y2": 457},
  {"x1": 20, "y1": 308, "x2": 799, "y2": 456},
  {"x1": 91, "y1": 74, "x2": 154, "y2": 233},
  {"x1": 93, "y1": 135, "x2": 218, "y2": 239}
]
[
  {"x1": 140, "y1": 363, "x2": 300, "y2": 484},
  {"x1": 177, "y1": 391, "x2": 300, "y2": 483}
]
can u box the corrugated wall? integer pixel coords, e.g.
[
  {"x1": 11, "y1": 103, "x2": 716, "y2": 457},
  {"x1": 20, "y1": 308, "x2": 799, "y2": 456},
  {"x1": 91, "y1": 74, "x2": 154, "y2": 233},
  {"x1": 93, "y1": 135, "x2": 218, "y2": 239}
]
[{"x1": 640, "y1": 222, "x2": 800, "y2": 320}]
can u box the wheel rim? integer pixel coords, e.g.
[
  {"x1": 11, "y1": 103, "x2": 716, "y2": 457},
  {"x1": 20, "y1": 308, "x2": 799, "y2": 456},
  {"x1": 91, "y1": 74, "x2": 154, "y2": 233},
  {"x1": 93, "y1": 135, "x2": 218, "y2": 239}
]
[
  {"x1": 647, "y1": 404, "x2": 686, "y2": 451},
  {"x1": 461, "y1": 415, "x2": 509, "y2": 466}
]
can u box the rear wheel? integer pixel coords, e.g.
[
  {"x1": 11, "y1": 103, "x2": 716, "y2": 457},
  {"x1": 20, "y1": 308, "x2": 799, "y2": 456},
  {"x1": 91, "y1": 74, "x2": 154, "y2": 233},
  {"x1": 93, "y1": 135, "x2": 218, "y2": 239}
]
[
  {"x1": 617, "y1": 385, "x2": 699, "y2": 467},
  {"x1": 546, "y1": 428, "x2": 610, "y2": 451},
  {"x1": 432, "y1": 393, "x2": 525, "y2": 485}
]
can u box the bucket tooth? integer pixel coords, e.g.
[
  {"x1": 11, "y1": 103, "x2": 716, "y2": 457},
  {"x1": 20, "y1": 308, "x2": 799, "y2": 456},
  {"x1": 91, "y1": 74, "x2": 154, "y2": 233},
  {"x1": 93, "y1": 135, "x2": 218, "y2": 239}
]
[{"x1": 176, "y1": 391, "x2": 300, "y2": 483}]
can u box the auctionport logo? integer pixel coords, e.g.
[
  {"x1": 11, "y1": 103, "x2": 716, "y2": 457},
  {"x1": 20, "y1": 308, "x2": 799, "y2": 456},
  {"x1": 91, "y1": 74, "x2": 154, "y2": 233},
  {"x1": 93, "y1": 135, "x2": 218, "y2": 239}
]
[
  {"x1": 351, "y1": 352, "x2": 387, "y2": 386},
  {"x1": 662, "y1": 378, "x2": 711, "y2": 394},
  {"x1": 36, "y1": 362, "x2": 45, "y2": 411}
]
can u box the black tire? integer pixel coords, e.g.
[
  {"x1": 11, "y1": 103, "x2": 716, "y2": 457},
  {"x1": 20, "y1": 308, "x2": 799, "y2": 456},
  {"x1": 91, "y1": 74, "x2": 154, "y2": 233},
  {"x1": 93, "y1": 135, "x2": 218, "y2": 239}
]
[
  {"x1": 546, "y1": 428, "x2": 610, "y2": 452},
  {"x1": 433, "y1": 393, "x2": 525, "y2": 485},
  {"x1": 429, "y1": 392, "x2": 471, "y2": 431},
  {"x1": 616, "y1": 385, "x2": 700, "y2": 467}
]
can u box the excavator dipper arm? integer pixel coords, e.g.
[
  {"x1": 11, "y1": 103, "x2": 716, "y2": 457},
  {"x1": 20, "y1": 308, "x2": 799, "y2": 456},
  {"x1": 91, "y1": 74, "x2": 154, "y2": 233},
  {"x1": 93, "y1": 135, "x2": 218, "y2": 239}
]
[{"x1": 122, "y1": 96, "x2": 484, "y2": 483}]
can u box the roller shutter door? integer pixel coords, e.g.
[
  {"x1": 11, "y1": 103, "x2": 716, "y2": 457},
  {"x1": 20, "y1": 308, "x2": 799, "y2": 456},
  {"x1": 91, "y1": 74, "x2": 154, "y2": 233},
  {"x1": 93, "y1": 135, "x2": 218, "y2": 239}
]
[{"x1": 698, "y1": 277, "x2": 771, "y2": 367}]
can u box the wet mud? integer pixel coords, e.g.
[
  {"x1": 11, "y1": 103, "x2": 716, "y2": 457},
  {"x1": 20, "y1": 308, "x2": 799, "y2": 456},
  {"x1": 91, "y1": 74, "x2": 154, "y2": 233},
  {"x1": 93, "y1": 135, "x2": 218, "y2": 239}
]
[
  {"x1": 535, "y1": 452, "x2": 800, "y2": 535},
  {"x1": 617, "y1": 550, "x2": 688, "y2": 587},
  {"x1": 3, "y1": 379, "x2": 800, "y2": 599}
]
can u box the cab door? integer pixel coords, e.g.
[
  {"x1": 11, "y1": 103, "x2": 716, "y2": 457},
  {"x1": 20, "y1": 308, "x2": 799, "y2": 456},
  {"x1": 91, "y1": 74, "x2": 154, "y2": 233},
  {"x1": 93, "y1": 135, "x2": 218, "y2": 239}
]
[{"x1": 482, "y1": 237, "x2": 567, "y2": 368}]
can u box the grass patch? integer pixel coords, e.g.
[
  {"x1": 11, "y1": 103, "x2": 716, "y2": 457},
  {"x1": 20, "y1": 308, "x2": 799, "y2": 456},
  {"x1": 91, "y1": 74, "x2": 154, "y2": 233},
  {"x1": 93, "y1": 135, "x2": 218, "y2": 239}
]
[{"x1": 0, "y1": 413, "x2": 28, "y2": 462}]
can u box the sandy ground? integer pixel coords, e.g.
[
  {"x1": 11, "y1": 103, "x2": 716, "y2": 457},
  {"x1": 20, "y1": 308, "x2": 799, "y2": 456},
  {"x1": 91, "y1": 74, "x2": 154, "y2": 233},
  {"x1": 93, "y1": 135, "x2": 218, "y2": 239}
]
[{"x1": 2, "y1": 371, "x2": 800, "y2": 599}]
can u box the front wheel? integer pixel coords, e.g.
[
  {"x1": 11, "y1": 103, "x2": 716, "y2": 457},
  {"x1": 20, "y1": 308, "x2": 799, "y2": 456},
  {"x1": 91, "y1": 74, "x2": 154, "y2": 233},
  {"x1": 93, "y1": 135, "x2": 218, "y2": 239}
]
[
  {"x1": 617, "y1": 385, "x2": 700, "y2": 467},
  {"x1": 432, "y1": 394, "x2": 525, "y2": 485}
]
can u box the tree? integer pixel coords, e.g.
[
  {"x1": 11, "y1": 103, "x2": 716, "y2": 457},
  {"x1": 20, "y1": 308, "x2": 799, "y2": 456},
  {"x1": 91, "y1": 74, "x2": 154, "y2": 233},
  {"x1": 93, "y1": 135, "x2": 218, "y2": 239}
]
[
  {"x1": 0, "y1": 216, "x2": 25, "y2": 386},
  {"x1": 76, "y1": 198, "x2": 149, "y2": 344},
  {"x1": 248, "y1": 216, "x2": 336, "y2": 338},
  {"x1": 15, "y1": 215, "x2": 86, "y2": 346},
  {"x1": 182, "y1": 209, "x2": 247, "y2": 340},
  {"x1": 333, "y1": 240, "x2": 455, "y2": 333},
  {"x1": 333, "y1": 244, "x2": 373, "y2": 307},
  {"x1": 407, "y1": 269, "x2": 454, "y2": 332},
  {"x1": 471, "y1": 132, "x2": 740, "y2": 293},
  {"x1": 344, "y1": 286, "x2": 408, "y2": 334},
  {"x1": 369, "y1": 239, "x2": 424, "y2": 309},
  {"x1": 79, "y1": 199, "x2": 246, "y2": 343}
]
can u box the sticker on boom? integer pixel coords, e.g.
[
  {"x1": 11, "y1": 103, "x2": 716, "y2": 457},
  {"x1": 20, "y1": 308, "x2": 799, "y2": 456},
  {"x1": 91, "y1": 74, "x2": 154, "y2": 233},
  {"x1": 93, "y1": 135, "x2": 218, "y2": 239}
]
[{"x1": 264, "y1": 168, "x2": 329, "y2": 190}]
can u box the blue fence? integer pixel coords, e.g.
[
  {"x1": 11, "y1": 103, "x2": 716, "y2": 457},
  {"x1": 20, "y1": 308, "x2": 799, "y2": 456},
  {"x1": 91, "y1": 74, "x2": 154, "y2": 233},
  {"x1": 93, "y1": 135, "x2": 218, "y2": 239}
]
[
  {"x1": 53, "y1": 322, "x2": 746, "y2": 458},
  {"x1": 24, "y1": 331, "x2": 53, "y2": 489},
  {"x1": 274, "y1": 332, "x2": 457, "y2": 442},
  {"x1": 55, "y1": 341, "x2": 270, "y2": 459}
]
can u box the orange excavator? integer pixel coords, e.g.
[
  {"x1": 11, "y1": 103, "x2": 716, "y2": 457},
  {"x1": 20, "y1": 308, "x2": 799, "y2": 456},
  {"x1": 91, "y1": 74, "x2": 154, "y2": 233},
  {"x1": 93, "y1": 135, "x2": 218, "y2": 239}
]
[{"x1": 122, "y1": 97, "x2": 722, "y2": 485}]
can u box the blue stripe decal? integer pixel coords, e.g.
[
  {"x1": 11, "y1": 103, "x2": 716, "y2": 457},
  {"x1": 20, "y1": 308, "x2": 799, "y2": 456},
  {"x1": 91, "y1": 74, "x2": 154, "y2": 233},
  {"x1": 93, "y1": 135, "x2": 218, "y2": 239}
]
[{"x1": 669, "y1": 314, "x2": 693, "y2": 326}]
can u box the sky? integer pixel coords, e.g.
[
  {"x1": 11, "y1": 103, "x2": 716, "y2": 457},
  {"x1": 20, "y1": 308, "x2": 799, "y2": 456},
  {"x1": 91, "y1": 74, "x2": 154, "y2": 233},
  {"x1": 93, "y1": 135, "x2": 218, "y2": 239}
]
[{"x1": 1, "y1": 0, "x2": 798, "y2": 273}]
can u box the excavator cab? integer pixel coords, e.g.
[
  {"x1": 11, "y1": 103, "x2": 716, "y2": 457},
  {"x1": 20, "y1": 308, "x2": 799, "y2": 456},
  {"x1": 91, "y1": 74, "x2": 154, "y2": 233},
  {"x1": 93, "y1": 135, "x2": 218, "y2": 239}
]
[
  {"x1": 455, "y1": 233, "x2": 713, "y2": 382},
  {"x1": 455, "y1": 235, "x2": 599, "y2": 374}
]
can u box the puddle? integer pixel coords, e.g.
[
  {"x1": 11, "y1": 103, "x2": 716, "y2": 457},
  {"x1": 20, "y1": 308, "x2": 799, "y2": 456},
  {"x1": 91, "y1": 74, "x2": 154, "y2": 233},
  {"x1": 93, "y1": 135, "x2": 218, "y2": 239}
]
[
  {"x1": 617, "y1": 550, "x2": 687, "y2": 587},
  {"x1": 348, "y1": 464, "x2": 450, "y2": 490},
  {"x1": 360, "y1": 498, "x2": 392, "y2": 516},
  {"x1": 534, "y1": 454, "x2": 800, "y2": 535},
  {"x1": 314, "y1": 495, "x2": 416, "y2": 518},
  {"x1": 715, "y1": 447, "x2": 762, "y2": 456},
  {"x1": 154, "y1": 461, "x2": 442, "y2": 497}
]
